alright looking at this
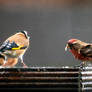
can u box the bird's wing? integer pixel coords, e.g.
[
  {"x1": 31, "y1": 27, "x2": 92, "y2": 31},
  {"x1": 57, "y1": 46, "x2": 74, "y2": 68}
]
[
  {"x1": 0, "y1": 40, "x2": 27, "y2": 52},
  {"x1": 0, "y1": 40, "x2": 11, "y2": 52},
  {"x1": 80, "y1": 45, "x2": 92, "y2": 57}
]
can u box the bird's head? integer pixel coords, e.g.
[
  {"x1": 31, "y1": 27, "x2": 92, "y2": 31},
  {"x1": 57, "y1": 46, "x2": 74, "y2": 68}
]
[
  {"x1": 17, "y1": 30, "x2": 30, "y2": 39},
  {"x1": 65, "y1": 38, "x2": 78, "y2": 51}
]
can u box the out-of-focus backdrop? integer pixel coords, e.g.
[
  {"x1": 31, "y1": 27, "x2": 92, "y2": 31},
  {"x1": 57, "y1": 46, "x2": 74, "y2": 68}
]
[{"x1": 0, "y1": 0, "x2": 92, "y2": 67}]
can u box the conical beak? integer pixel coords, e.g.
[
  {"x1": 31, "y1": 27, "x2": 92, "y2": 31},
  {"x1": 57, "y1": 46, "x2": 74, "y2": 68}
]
[{"x1": 65, "y1": 44, "x2": 69, "y2": 51}]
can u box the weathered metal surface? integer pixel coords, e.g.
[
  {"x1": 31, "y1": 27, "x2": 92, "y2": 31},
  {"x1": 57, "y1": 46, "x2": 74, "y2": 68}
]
[
  {"x1": 0, "y1": 67, "x2": 80, "y2": 91},
  {"x1": 81, "y1": 67, "x2": 92, "y2": 92},
  {"x1": 0, "y1": 66, "x2": 92, "y2": 92}
]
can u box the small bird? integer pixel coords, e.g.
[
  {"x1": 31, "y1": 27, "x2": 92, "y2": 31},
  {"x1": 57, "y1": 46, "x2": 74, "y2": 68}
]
[
  {"x1": 0, "y1": 31, "x2": 30, "y2": 68},
  {"x1": 65, "y1": 38, "x2": 92, "y2": 67}
]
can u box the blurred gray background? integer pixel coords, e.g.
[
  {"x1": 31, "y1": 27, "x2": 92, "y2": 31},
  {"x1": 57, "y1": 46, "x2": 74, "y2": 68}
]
[{"x1": 0, "y1": 0, "x2": 92, "y2": 67}]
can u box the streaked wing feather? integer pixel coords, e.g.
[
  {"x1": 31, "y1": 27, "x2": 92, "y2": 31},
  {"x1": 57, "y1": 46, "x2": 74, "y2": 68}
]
[
  {"x1": 0, "y1": 41, "x2": 18, "y2": 52},
  {"x1": 80, "y1": 45, "x2": 92, "y2": 57},
  {"x1": 0, "y1": 40, "x2": 27, "y2": 52}
]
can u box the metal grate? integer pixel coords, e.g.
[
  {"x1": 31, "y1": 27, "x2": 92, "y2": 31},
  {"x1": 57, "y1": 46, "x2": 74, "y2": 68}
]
[
  {"x1": 0, "y1": 67, "x2": 80, "y2": 91},
  {"x1": 81, "y1": 67, "x2": 92, "y2": 92}
]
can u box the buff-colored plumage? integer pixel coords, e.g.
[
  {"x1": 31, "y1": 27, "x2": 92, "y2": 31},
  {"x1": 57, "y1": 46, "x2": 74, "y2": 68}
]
[
  {"x1": 0, "y1": 57, "x2": 18, "y2": 67},
  {"x1": 0, "y1": 58, "x2": 4, "y2": 65},
  {"x1": 2, "y1": 58, "x2": 18, "y2": 67},
  {"x1": 0, "y1": 31, "x2": 30, "y2": 68},
  {"x1": 5, "y1": 32, "x2": 29, "y2": 57}
]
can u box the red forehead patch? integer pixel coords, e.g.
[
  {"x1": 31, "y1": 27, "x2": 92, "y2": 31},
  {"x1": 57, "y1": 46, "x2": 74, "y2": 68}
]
[{"x1": 68, "y1": 39, "x2": 77, "y2": 43}]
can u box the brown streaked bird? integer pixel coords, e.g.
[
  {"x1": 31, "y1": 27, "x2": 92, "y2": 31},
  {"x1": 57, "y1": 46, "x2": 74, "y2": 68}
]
[
  {"x1": 65, "y1": 38, "x2": 92, "y2": 67},
  {"x1": 0, "y1": 31, "x2": 30, "y2": 68}
]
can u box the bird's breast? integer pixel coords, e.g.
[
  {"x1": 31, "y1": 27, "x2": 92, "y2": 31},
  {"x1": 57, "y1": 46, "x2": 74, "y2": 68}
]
[
  {"x1": 70, "y1": 49, "x2": 92, "y2": 61},
  {"x1": 3, "y1": 51, "x2": 17, "y2": 58},
  {"x1": 3, "y1": 49, "x2": 26, "y2": 58}
]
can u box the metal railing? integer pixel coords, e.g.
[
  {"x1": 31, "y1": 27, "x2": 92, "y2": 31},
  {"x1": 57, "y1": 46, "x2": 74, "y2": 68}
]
[
  {"x1": 0, "y1": 67, "x2": 80, "y2": 91},
  {"x1": 0, "y1": 66, "x2": 92, "y2": 92}
]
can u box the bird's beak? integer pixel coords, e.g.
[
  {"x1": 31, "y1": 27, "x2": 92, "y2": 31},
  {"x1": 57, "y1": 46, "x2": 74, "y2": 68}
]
[{"x1": 65, "y1": 44, "x2": 69, "y2": 51}]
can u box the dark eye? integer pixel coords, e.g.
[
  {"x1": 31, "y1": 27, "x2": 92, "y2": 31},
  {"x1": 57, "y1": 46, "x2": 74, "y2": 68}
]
[{"x1": 68, "y1": 43, "x2": 73, "y2": 47}]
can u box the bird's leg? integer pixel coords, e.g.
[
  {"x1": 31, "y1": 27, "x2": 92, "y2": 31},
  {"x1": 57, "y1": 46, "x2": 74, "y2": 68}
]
[
  {"x1": 20, "y1": 55, "x2": 28, "y2": 68},
  {"x1": 74, "y1": 61, "x2": 86, "y2": 69},
  {"x1": 79, "y1": 61, "x2": 87, "y2": 71},
  {"x1": 80, "y1": 62, "x2": 85, "y2": 68},
  {"x1": 3, "y1": 56, "x2": 7, "y2": 65},
  {"x1": 2, "y1": 56, "x2": 9, "y2": 68}
]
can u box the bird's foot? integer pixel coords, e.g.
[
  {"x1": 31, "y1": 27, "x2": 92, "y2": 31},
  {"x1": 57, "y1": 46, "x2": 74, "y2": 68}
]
[
  {"x1": 74, "y1": 64, "x2": 83, "y2": 68},
  {"x1": 74, "y1": 62, "x2": 86, "y2": 71},
  {"x1": 23, "y1": 64, "x2": 28, "y2": 68}
]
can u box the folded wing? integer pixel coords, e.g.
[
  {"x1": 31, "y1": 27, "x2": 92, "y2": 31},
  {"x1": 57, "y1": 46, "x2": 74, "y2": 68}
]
[
  {"x1": 80, "y1": 45, "x2": 92, "y2": 57},
  {"x1": 0, "y1": 40, "x2": 27, "y2": 52}
]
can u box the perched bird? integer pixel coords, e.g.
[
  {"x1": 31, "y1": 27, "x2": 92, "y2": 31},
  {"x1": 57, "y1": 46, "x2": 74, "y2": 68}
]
[
  {"x1": 0, "y1": 31, "x2": 30, "y2": 68},
  {"x1": 65, "y1": 38, "x2": 92, "y2": 67}
]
